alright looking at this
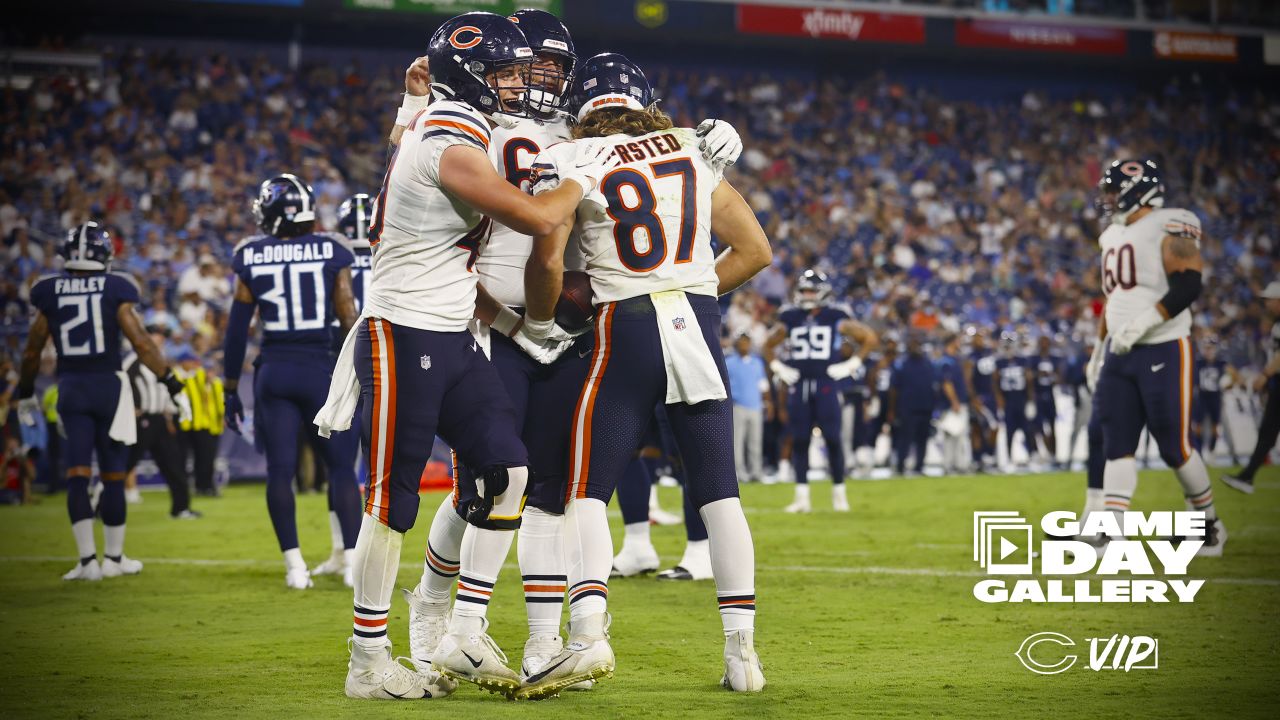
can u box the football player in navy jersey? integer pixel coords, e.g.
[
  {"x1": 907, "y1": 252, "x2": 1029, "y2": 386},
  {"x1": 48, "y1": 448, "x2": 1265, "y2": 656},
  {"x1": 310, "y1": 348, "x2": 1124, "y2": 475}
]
[
  {"x1": 1193, "y1": 337, "x2": 1240, "y2": 464},
  {"x1": 223, "y1": 174, "x2": 362, "y2": 590},
  {"x1": 993, "y1": 332, "x2": 1034, "y2": 470},
  {"x1": 766, "y1": 270, "x2": 878, "y2": 513},
  {"x1": 336, "y1": 193, "x2": 373, "y2": 316},
  {"x1": 17, "y1": 222, "x2": 189, "y2": 581},
  {"x1": 966, "y1": 328, "x2": 999, "y2": 471},
  {"x1": 1031, "y1": 335, "x2": 1064, "y2": 467}
]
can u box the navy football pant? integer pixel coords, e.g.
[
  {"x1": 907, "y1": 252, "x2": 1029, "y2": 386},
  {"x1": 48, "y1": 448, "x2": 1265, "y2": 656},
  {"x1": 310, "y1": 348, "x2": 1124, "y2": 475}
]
[
  {"x1": 565, "y1": 295, "x2": 737, "y2": 512},
  {"x1": 256, "y1": 359, "x2": 361, "y2": 551},
  {"x1": 58, "y1": 373, "x2": 129, "y2": 526},
  {"x1": 1002, "y1": 392, "x2": 1035, "y2": 458},
  {"x1": 788, "y1": 378, "x2": 845, "y2": 484},
  {"x1": 1097, "y1": 339, "x2": 1195, "y2": 468},
  {"x1": 894, "y1": 412, "x2": 930, "y2": 474},
  {"x1": 357, "y1": 319, "x2": 527, "y2": 533}
]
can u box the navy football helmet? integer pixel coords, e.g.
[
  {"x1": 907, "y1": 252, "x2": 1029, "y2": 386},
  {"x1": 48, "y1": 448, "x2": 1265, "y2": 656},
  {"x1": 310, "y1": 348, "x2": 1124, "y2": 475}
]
[
  {"x1": 336, "y1": 193, "x2": 373, "y2": 247},
  {"x1": 509, "y1": 8, "x2": 575, "y2": 116},
  {"x1": 252, "y1": 173, "x2": 316, "y2": 237},
  {"x1": 427, "y1": 12, "x2": 534, "y2": 117},
  {"x1": 1096, "y1": 158, "x2": 1165, "y2": 223},
  {"x1": 60, "y1": 221, "x2": 114, "y2": 272},
  {"x1": 569, "y1": 52, "x2": 653, "y2": 122},
  {"x1": 794, "y1": 269, "x2": 832, "y2": 310}
]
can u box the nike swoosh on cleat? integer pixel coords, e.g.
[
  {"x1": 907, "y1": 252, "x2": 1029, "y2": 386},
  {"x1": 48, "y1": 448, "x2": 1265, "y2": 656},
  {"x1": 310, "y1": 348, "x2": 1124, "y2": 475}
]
[
  {"x1": 461, "y1": 651, "x2": 484, "y2": 669},
  {"x1": 523, "y1": 656, "x2": 572, "y2": 684}
]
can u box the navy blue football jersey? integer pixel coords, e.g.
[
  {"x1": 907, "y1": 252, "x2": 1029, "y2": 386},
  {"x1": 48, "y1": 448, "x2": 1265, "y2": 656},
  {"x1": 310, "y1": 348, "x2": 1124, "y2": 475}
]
[
  {"x1": 937, "y1": 354, "x2": 969, "y2": 404},
  {"x1": 231, "y1": 232, "x2": 354, "y2": 357},
  {"x1": 1032, "y1": 353, "x2": 1061, "y2": 395},
  {"x1": 1197, "y1": 357, "x2": 1228, "y2": 395},
  {"x1": 29, "y1": 271, "x2": 140, "y2": 375},
  {"x1": 779, "y1": 305, "x2": 850, "y2": 380},
  {"x1": 996, "y1": 356, "x2": 1029, "y2": 395},
  {"x1": 970, "y1": 351, "x2": 997, "y2": 399}
]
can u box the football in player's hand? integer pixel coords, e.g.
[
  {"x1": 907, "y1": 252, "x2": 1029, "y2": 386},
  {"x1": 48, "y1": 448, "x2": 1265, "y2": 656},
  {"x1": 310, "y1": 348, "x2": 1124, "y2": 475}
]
[{"x1": 555, "y1": 270, "x2": 595, "y2": 331}]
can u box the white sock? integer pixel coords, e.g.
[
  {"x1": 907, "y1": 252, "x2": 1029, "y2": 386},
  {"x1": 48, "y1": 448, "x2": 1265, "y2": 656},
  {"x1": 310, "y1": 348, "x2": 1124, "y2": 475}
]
[
  {"x1": 564, "y1": 498, "x2": 611, "y2": 624},
  {"x1": 283, "y1": 547, "x2": 306, "y2": 572},
  {"x1": 779, "y1": 459, "x2": 793, "y2": 481},
  {"x1": 678, "y1": 538, "x2": 710, "y2": 572},
  {"x1": 103, "y1": 524, "x2": 125, "y2": 559},
  {"x1": 793, "y1": 484, "x2": 810, "y2": 503},
  {"x1": 518, "y1": 507, "x2": 567, "y2": 637},
  {"x1": 1174, "y1": 451, "x2": 1216, "y2": 520},
  {"x1": 328, "y1": 511, "x2": 344, "y2": 554},
  {"x1": 451, "y1": 526, "x2": 515, "y2": 627},
  {"x1": 1103, "y1": 457, "x2": 1138, "y2": 526},
  {"x1": 419, "y1": 494, "x2": 465, "y2": 602},
  {"x1": 351, "y1": 512, "x2": 402, "y2": 650},
  {"x1": 71, "y1": 519, "x2": 96, "y2": 561},
  {"x1": 832, "y1": 484, "x2": 847, "y2": 503},
  {"x1": 648, "y1": 484, "x2": 661, "y2": 510},
  {"x1": 1082, "y1": 487, "x2": 1104, "y2": 520},
  {"x1": 622, "y1": 520, "x2": 652, "y2": 550},
  {"x1": 700, "y1": 498, "x2": 756, "y2": 635}
]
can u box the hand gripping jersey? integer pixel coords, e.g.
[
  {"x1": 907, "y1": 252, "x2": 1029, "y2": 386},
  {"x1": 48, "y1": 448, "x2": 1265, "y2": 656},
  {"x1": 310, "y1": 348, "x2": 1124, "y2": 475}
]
[
  {"x1": 366, "y1": 100, "x2": 497, "y2": 331},
  {"x1": 532, "y1": 128, "x2": 722, "y2": 304},
  {"x1": 1099, "y1": 207, "x2": 1199, "y2": 345},
  {"x1": 29, "y1": 271, "x2": 140, "y2": 375},
  {"x1": 482, "y1": 113, "x2": 576, "y2": 308},
  {"x1": 231, "y1": 232, "x2": 354, "y2": 358},
  {"x1": 778, "y1": 305, "x2": 852, "y2": 380}
]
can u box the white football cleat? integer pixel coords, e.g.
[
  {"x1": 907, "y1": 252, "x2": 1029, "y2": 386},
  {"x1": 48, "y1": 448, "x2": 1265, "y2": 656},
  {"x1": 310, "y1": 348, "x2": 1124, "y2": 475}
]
[
  {"x1": 784, "y1": 484, "x2": 811, "y2": 514},
  {"x1": 285, "y1": 567, "x2": 313, "y2": 590},
  {"x1": 516, "y1": 613, "x2": 614, "y2": 700},
  {"x1": 432, "y1": 618, "x2": 522, "y2": 696},
  {"x1": 63, "y1": 559, "x2": 102, "y2": 582},
  {"x1": 402, "y1": 586, "x2": 450, "y2": 664},
  {"x1": 345, "y1": 640, "x2": 454, "y2": 700},
  {"x1": 832, "y1": 484, "x2": 850, "y2": 513},
  {"x1": 722, "y1": 630, "x2": 765, "y2": 692},
  {"x1": 522, "y1": 634, "x2": 594, "y2": 691},
  {"x1": 657, "y1": 539, "x2": 713, "y2": 581},
  {"x1": 1196, "y1": 519, "x2": 1227, "y2": 558},
  {"x1": 125, "y1": 487, "x2": 143, "y2": 504},
  {"x1": 310, "y1": 550, "x2": 346, "y2": 576},
  {"x1": 611, "y1": 541, "x2": 660, "y2": 577},
  {"x1": 101, "y1": 556, "x2": 143, "y2": 577},
  {"x1": 648, "y1": 507, "x2": 682, "y2": 526}
]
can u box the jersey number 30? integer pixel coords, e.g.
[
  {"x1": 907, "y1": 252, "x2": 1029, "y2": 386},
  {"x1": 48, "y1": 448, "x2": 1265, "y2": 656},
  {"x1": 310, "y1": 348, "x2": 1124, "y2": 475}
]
[{"x1": 603, "y1": 158, "x2": 697, "y2": 272}]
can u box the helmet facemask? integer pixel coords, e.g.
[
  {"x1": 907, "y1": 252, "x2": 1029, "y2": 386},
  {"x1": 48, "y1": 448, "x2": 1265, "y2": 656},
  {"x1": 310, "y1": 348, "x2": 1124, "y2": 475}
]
[{"x1": 525, "y1": 52, "x2": 573, "y2": 116}]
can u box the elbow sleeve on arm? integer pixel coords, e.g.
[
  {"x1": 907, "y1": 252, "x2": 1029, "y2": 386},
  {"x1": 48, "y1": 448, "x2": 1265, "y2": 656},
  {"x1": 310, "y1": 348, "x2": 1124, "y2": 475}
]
[
  {"x1": 1159, "y1": 269, "x2": 1202, "y2": 318},
  {"x1": 223, "y1": 300, "x2": 255, "y2": 383}
]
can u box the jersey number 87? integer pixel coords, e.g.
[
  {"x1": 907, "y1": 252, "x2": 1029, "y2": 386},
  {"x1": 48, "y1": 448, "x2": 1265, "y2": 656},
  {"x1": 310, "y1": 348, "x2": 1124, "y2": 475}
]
[{"x1": 604, "y1": 159, "x2": 696, "y2": 273}]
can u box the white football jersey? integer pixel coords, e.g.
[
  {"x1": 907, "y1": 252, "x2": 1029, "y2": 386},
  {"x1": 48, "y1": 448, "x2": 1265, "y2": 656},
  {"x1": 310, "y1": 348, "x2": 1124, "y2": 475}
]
[
  {"x1": 534, "y1": 128, "x2": 722, "y2": 304},
  {"x1": 480, "y1": 114, "x2": 577, "y2": 307},
  {"x1": 1098, "y1": 207, "x2": 1198, "y2": 345},
  {"x1": 364, "y1": 100, "x2": 494, "y2": 332}
]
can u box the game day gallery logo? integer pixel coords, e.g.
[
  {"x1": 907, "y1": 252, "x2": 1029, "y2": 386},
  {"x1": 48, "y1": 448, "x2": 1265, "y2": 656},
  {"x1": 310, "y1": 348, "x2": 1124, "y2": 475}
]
[{"x1": 971, "y1": 511, "x2": 1208, "y2": 603}]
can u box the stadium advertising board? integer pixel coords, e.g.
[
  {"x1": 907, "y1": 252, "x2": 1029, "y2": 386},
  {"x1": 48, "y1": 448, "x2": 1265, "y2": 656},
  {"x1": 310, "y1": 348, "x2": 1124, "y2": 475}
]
[
  {"x1": 735, "y1": 4, "x2": 925, "y2": 44},
  {"x1": 344, "y1": 0, "x2": 560, "y2": 14},
  {"x1": 956, "y1": 18, "x2": 1127, "y2": 55},
  {"x1": 1153, "y1": 30, "x2": 1238, "y2": 62}
]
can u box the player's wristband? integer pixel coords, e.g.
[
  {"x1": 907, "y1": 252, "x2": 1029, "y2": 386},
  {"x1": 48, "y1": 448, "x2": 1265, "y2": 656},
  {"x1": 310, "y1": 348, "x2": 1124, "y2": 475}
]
[
  {"x1": 522, "y1": 316, "x2": 556, "y2": 342},
  {"x1": 160, "y1": 370, "x2": 185, "y2": 398},
  {"x1": 395, "y1": 93, "x2": 431, "y2": 126},
  {"x1": 491, "y1": 305, "x2": 522, "y2": 337}
]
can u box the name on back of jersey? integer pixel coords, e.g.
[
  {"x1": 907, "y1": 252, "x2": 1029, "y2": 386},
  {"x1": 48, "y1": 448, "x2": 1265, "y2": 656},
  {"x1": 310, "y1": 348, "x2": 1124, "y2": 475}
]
[
  {"x1": 612, "y1": 132, "x2": 685, "y2": 163},
  {"x1": 241, "y1": 240, "x2": 336, "y2": 266},
  {"x1": 54, "y1": 276, "x2": 107, "y2": 294}
]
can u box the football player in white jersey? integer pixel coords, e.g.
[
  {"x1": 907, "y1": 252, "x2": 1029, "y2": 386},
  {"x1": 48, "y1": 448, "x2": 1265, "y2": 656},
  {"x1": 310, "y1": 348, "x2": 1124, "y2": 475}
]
[
  {"x1": 517, "y1": 53, "x2": 773, "y2": 698},
  {"x1": 314, "y1": 12, "x2": 622, "y2": 700},
  {"x1": 385, "y1": 10, "x2": 746, "y2": 687},
  {"x1": 1091, "y1": 159, "x2": 1225, "y2": 556}
]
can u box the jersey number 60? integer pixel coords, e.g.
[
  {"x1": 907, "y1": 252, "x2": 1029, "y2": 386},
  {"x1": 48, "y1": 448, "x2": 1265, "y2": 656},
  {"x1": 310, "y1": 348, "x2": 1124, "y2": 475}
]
[{"x1": 603, "y1": 158, "x2": 697, "y2": 272}]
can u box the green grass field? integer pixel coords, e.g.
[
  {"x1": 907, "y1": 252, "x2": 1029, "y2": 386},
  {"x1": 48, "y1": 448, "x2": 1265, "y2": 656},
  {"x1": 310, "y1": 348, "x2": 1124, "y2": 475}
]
[{"x1": 2, "y1": 469, "x2": 1278, "y2": 719}]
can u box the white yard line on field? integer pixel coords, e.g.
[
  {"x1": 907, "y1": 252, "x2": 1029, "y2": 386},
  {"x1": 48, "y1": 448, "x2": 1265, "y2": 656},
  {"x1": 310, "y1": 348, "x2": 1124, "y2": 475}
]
[{"x1": 2, "y1": 555, "x2": 1277, "y2": 586}]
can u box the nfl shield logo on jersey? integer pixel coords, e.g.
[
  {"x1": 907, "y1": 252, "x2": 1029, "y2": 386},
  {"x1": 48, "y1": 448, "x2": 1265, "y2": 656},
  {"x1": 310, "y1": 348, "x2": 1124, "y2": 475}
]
[
  {"x1": 420, "y1": 355, "x2": 432, "y2": 370},
  {"x1": 672, "y1": 317, "x2": 686, "y2": 331}
]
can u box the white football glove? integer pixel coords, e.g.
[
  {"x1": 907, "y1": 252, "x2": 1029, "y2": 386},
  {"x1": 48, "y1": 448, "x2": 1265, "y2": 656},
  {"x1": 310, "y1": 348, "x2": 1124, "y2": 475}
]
[
  {"x1": 1109, "y1": 306, "x2": 1164, "y2": 356},
  {"x1": 826, "y1": 356, "x2": 863, "y2": 381},
  {"x1": 174, "y1": 392, "x2": 194, "y2": 426},
  {"x1": 559, "y1": 140, "x2": 621, "y2": 196},
  {"x1": 696, "y1": 119, "x2": 742, "y2": 170},
  {"x1": 16, "y1": 397, "x2": 40, "y2": 427},
  {"x1": 770, "y1": 360, "x2": 800, "y2": 386},
  {"x1": 511, "y1": 321, "x2": 575, "y2": 365},
  {"x1": 1085, "y1": 338, "x2": 1107, "y2": 392}
]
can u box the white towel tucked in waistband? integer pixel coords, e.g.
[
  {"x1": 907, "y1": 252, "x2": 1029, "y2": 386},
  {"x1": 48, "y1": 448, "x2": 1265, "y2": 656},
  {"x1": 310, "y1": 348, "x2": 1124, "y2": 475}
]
[
  {"x1": 314, "y1": 313, "x2": 366, "y2": 438},
  {"x1": 651, "y1": 290, "x2": 727, "y2": 405},
  {"x1": 108, "y1": 371, "x2": 137, "y2": 445}
]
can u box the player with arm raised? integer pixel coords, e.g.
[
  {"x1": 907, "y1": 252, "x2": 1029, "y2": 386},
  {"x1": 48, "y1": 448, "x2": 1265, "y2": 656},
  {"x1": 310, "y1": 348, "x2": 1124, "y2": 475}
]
[
  {"x1": 17, "y1": 223, "x2": 188, "y2": 580},
  {"x1": 518, "y1": 53, "x2": 773, "y2": 697},
  {"x1": 1093, "y1": 158, "x2": 1224, "y2": 556},
  {"x1": 765, "y1": 270, "x2": 879, "y2": 513},
  {"x1": 222, "y1": 175, "x2": 362, "y2": 591},
  {"x1": 386, "y1": 10, "x2": 746, "y2": 685},
  {"x1": 312, "y1": 13, "x2": 617, "y2": 700}
]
